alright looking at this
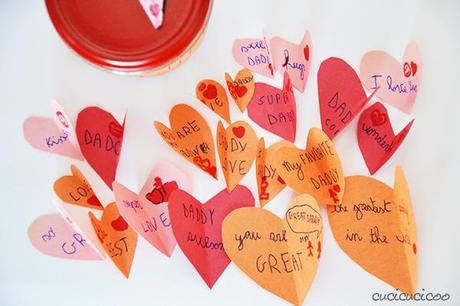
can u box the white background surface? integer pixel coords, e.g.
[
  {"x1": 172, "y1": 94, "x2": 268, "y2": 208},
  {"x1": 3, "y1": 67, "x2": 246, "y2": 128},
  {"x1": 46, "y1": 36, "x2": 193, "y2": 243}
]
[{"x1": 1, "y1": 1, "x2": 459, "y2": 305}]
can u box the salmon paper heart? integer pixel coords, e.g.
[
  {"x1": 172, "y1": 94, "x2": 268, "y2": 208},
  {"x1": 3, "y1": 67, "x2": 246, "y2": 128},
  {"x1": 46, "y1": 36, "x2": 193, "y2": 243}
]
[
  {"x1": 196, "y1": 79, "x2": 231, "y2": 123},
  {"x1": 28, "y1": 213, "x2": 103, "y2": 260},
  {"x1": 217, "y1": 120, "x2": 258, "y2": 192},
  {"x1": 270, "y1": 31, "x2": 312, "y2": 92},
  {"x1": 274, "y1": 128, "x2": 345, "y2": 205},
  {"x1": 222, "y1": 194, "x2": 323, "y2": 306},
  {"x1": 248, "y1": 72, "x2": 297, "y2": 142},
  {"x1": 327, "y1": 167, "x2": 417, "y2": 295},
  {"x1": 358, "y1": 102, "x2": 414, "y2": 174},
  {"x1": 168, "y1": 185, "x2": 255, "y2": 288},
  {"x1": 232, "y1": 36, "x2": 274, "y2": 78},
  {"x1": 256, "y1": 138, "x2": 294, "y2": 206},
  {"x1": 53, "y1": 164, "x2": 103, "y2": 210},
  {"x1": 360, "y1": 42, "x2": 422, "y2": 114},
  {"x1": 154, "y1": 104, "x2": 218, "y2": 179},
  {"x1": 318, "y1": 57, "x2": 377, "y2": 139},
  {"x1": 225, "y1": 68, "x2": 256, "y2": 112},
  {"x1": 76, "y1": 106, "x2": 125, "y2": 190},
  {"x1": 89, "y1": 203, "x2": 138, "y2": 278},
  {"x1": 113, "y1": 161, "x2": 192, "y2": 257}
]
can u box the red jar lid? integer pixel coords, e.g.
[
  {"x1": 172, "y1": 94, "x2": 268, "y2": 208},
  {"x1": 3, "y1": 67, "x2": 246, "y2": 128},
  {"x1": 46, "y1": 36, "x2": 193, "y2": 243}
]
[{"x1": 46, "y1": 0, "x2": 212, "y2": 75}]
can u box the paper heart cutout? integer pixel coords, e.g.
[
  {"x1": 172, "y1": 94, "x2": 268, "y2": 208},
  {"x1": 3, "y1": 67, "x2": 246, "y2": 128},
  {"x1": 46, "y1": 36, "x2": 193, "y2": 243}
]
[
  {"x1": 248, "y1": 72, "x2": 297, "y2": 142},
  {"x1": 358, "y1": 102, "x2": 414, "y2": 174},
  {"x1": 327, "y1": 167, "x2": 417, "y2": 294},
  {"x1": 53, "y1": 165, "x2": 103, "y2": 210},
  {"x1": 28, "y1": 213, "x2": 103, "y2": 260},
  {"x1": 274, "y1": 128, "x2": 345, "y2": 205},
  {"x1": 154, "y1": 104, "x2": 217, "y2": 179},
  {"x1": 222, "y1": 194, "x2": 323, "y2": 305},
  {"x1": 270, "y1": 31, "x2": 312, "y2": 92},
  {"x1": 196, "y1": 79, "x2": 231, "y2": 124},
  {"x1": 256, "y1": 138, "x2": 294, "y2": 206},
  {"x1": 23, "y1": 116, "x2": 83, "y2": 160},
  {"x1": 89, "y1": 203, "x2": 138, "y2": 277},
  {"x1": 232, "y1": 37, "x2": 274, "y2": 78},
  {"x1": 318, "y1": 57, "x2": 377, "y2": 139},
  {"x1": 225, "y1": 68, "x2": 256, "y2": 112},
  {"x1": 360, "y1": 42, "x2": 422, "y2": 114},
  {"x1": 168, "y1": 185, "x2": 255, "y2": 288},
  {"x1": 217, "y1": 121, "x2": 258, "y2": 191},
  {"x1": 113, "y1": 161, "x2": 192, "y2": 257},
  {"x1": 139, "y1": 0, "x2": 164, "y2": 29},
  {"x1": 76, "y1": 106, "x2": 125, "y2": 190}
]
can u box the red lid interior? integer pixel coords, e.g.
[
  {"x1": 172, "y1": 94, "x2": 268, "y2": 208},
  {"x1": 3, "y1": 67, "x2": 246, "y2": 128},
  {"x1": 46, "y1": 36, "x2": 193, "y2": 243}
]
[{"x1": 46, "y1": 0, "x2": 212, "y2": 72}]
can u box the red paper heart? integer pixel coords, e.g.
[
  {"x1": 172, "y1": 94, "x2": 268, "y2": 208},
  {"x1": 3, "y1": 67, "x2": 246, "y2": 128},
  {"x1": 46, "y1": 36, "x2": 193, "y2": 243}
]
[
  {"x1": 410, "y1": 61, "x2": 417, "y2": 76},
  {"x1": 318, "y1": 57, "x2": 374, "y2": 139},
  {"x1": 168, "y1": 186, "x2": 255, "y2": 288},
  {"x1": 358, "y1": 102, "x2": 414, "y2": 174},
  {"x1": 111, "y1": 216, "x2": 129, "y2": 231},
  {"x1": 303, "y1": 45, "x2": 309, "y2": 61},
  {"x1": 235, "y1": 85, "x2": 247, "y2": 97},
  {"x1": 248, "y1": 72, "x2": 297, "y2": 142},
  {"x1": 202, "y1": 84, "x2": 218, "y2": 100},
  {"x1": 371, "y1": 109, "x2": 387, "y2": 126},
  {"x1": 76, "y1": 107, "x2": 125, "y2": 189},
  {"x1": 232, "y1": 126, "x2": 245, "y2": 138}
]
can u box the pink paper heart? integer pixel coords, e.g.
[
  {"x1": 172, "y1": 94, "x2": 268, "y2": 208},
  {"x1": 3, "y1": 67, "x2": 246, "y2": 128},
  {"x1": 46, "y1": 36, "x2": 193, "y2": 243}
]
[
  {"x1": 76, "y1": 107, "x2": 125, "y2": 190},
  {"x1": 360, "y1": 42, "x2": 422, "y2": 114},
  {"x1": 113, "y1": 162, "x2": 192, "y2": 257},
  {"x1": 23, "y1": 116, "x2": 83, "y2": 160},
  {"x1": 28, "y1": 213, "x2": 102, "y2": 260},
  {"x1": 318, "y1": 57, "x2": 376, "y2": 139},
  {"x1": 248, "y1": 72, "x2": 296, "y2": 142},
  {"x1": 270, "y1": 31, "x2": 312, "y2": 92},
  {"x1": 358, "y1": 102, "x2": 414, "y2": 174},
  {"x1": 232, "y1": 37, "x2": 274, "y2": 78},
  {"x1": 168, "y1": 185, "x2": 255, "y2": 288}
]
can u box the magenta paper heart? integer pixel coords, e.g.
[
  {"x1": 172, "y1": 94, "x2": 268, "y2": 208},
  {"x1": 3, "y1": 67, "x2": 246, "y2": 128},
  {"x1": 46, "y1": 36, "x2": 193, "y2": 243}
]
[
  {"x1": 28, "y1": 213, "x2": 102, "y2": 260},
  {"x1": 233, "y1": 37, "x2": 274, "y2": 78},
  {"x1": 358, "y1": 102, "x2": 414, "y2": 174},
  {"x1": 318, "y1": 57, "x2": 376, "y2": 139},
  {"x1": 270, "y1": 31, "x2": 312, "y2": 92},
  {"x1": 113, "y1": 162, "x2": 192, "y2": 257},
  {"x1": 23, "y1": 116, "x2": 83, "y2": 160},
  {"x1": 168, "y1": 185, "x2": 255, "y2": 288},
  {"x1": 248, "y1": 72, "x2": 296, "y2": 142},
  {"x1": 360, "y1": 42, "x2": 422, "y2": 113},
  {"x1": 76, "y1": 107, "x2": 125, "y2": 189}
]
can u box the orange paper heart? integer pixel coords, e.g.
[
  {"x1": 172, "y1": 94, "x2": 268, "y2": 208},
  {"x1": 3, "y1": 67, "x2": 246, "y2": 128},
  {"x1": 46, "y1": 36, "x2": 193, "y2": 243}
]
[
  {"x1": 89, "y1": 203, "x2": 138, "y2": 278},
  {"x1": 53, "y1": 165, "x2": 103, "y2": 210},
  {"x1": 327, "y1": 167, "x2": 417, "y2": 294},
  {"x1": 274, "y1": 128, "x2": 345, "y2": 205},
  {"x1": 154, "y1": 104, "x2": 217, "y2": 179},
  {"x1": 256, "y1": 138, "x2": 294, "y2": 206},
  {"x1": 222, "y1": 194, "x2": 323, "y2": 305},
  {"x1": 225, "y1": 68, "x2": 255, "y2": 112},
  {"x1": 196, "y1": 79, "x2": 231, "y2": 124},
  {"x1": 217, "y1": 120, "x2": 258, "y2": 191}
]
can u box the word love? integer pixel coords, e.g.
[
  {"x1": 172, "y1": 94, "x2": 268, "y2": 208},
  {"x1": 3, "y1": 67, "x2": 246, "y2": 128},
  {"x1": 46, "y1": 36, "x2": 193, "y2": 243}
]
[{"x1": 217, "y1": 121, "x2": 258, "y2": 191}]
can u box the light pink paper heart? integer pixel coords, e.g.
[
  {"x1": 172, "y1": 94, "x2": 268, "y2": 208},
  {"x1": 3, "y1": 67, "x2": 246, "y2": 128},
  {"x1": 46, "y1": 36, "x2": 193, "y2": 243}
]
[
  {"x1": 233, "y1": 37, "x2": 274, "y2": 78},
  {"x1": 113, "y1": 162, "x2": 192, "y2": 257},
  {"x1": 23, "y1": 116, "x2": 83, "y2": 160},
  {"x1": 248, "y1": 72, "x2": 296, "y2": 142},
  {"x1": 28, "y1": 213, "x2": 102, "y2": 260},
  {"x1": 270, "y1": 31, "x2": 312, "y2": 92},
  {"x1": 360, "y1": 42, "x2": 422, "y2": 113}
]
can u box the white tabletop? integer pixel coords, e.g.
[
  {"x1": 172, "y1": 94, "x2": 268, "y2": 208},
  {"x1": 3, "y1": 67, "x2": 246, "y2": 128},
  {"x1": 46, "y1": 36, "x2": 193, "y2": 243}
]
[{"x1": 1, "y1": 0, "x2": 459, "y2": 305}]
